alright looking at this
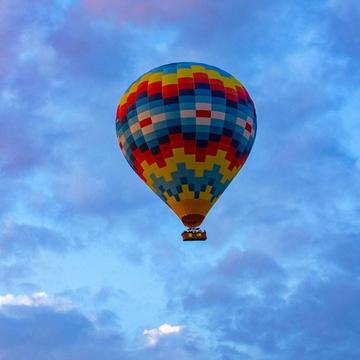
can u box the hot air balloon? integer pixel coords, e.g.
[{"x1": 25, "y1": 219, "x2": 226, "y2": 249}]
[{"x1": 115, "y1": 62, "x2": 256, "y2": 241}]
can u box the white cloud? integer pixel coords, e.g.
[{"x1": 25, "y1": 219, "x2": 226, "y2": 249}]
[
  {"x1": 0, "y1": 292, "x2": 72, "y2": 311},
  {"x1": 143, "y1": 323, "x2": 184, "y2": 346}
]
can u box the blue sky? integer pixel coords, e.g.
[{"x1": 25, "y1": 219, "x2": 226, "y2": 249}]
[{"x1": 1, "y1": 0, "x2": 360, "y2": 359}]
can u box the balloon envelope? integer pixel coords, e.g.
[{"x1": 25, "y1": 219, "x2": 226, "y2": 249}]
[{"x1": 116, "y1": 62, "x2": 256, "y2": 227}]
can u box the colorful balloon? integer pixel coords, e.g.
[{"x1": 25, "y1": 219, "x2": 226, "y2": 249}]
[{"x1": 116, "y1": 62, "x2": 256, "y2": 231}]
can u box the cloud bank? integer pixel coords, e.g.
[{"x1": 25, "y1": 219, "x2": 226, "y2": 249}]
[{"x1": 0, "y1": 0, "x2": 359, "y2": 359}]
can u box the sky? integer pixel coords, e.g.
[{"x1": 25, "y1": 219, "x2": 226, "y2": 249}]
[{"x1": 0, "y1": 0, "x2": 360, "y2": 359}]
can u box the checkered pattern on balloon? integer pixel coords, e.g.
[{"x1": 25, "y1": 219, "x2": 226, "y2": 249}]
[{"x1": 116, "y1": 62, "x2": 256, "y2": 228}]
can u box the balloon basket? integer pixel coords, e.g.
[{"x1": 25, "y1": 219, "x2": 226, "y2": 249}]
[{"x1": 182, "y1": 228, "x2": 207, "y2": 241}]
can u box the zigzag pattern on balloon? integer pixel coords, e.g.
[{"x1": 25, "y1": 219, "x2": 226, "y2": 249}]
[{"x1": 116, "y1": 62, "x2": 257, "y2": 226}]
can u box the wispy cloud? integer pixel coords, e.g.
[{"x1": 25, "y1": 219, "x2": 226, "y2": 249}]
[
  {"x1": 143, "y1": 323, "x2": 184, "y2": 346},
  {"x1": 0, "y1": 221, "x2": 75, "y2": 257},
  {"x1": 0, "y1": 292, "x2": 72, "y2": 310}
]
